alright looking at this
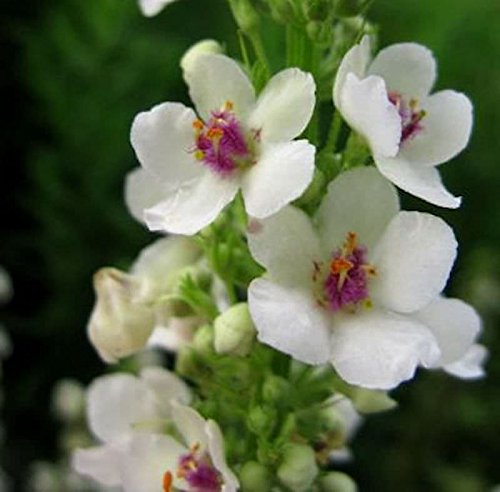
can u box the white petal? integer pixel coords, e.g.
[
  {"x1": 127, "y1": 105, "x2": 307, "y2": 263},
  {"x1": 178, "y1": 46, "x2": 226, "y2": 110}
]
[
  {"x1": 140, "y1": 366, "x2": 191, "y2": 414},
  {"x1": 144, "y1": 172, "x2": 239, "y2": 235},
  {"x1": 125, "y1": 167, "x2": 170, "y2": 225},
  {"x1": 368, "y1": 43, "x2": 436, "y2": 100},
  {"x1": 138, "y1": 0, "x2": 177, "y2": 17},
  {"x1": 315, "y1": 167, "x2": 400, "y2": 255},
  {"x1": 206, "y1": 420, "x2": 239, "y2": 492},
  {"x1": 248, "y1": 278, "x2": 332, "y2": 365},
  {"x1": 371, "y1": 212, "x2": 458, "y2": 314},
  {"x1": 147, "y1": 318, "x2": 198, "y2": 352},
  {"x1": 247, "y1": 206, "x2": 321, "y2": 285},
  {"x1": 72, "y1": 446, "x2": 121, "y2": 486},
  {"x1": 399, "y1": 90, "x2": 473, "y2": 166},
  {"x1": 339, "y1": 73, "x2": 401, "y2": 157},
  {"x1": 444, "y1": 344, "x2": 488, "y2": 379},
  {"x1": 186, "y1": 54, "x2": 256, "y2": 120},
  {"x1": 120, "y1": 433, "x2": 186, "y2": 492},
  {"x1": 333, "y1": 35, "x2": 371, "y2": 108},
  {"x1": 170, "y1": 402, "x2": 209, "y2": 450},
  {"x1": 330, "y1": 310, "x2": 441, "y2": 390},
  {"x1": 375, "y1": 154, "x2": 461, "y2": 208},
  {"x1": 130, "y1": 102, "x2": 202, "y2": 182},
  {"x1": 87, "y1": 374, "x2": 159, "y2": 443},
  {"x1": 242, "y1": 140, "x2": 315, "y2": 219},
  {"x1": 415, "y1": 297, "x2": 481, "y2": 366},
  {"x1": 248, "y1": 68, "x2": 316, "y2": 142}
]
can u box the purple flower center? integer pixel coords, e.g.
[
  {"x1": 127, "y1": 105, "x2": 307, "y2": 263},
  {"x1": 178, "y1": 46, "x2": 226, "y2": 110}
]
[
  {"x1": 388, "y1": 91, "x2": 426, "y2": 145},
  {"x1": 192, "y1": 101, "x2": 258, "y2": 177},
  {"x1": 167, "y1": 444, "x2": 222, "y2": 492},
  {"x1": 313, "y1": 232, "x2": 376, "y2": 312}
]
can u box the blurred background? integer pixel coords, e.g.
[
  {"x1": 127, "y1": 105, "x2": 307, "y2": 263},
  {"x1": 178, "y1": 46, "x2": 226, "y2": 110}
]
[{"x1": 1, "y1": 0, "x2": 499, "y2": 490}]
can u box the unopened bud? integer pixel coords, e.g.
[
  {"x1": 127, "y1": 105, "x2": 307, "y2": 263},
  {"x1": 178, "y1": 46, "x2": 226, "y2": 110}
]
[
  {"x1": 180, "y1": 39, "x2": 224, "y2": 82},
  {"x1": 214, "y1": 303, "x2": 256, "y2": 356},
  {"x1": 350, "y1": 388, "x2": 397, "y2": 414},
  {"x1": 306, "y1": 20, "x2": 333, "y2": 47},
  {"x1": 228, "y1": 0, "x2": 259, "y2": 33},
  {"x1": 52, "y1": 379, "x2": 85, "y2": 422},
  {"x1": 320, "y1": 472, "x2": 358, "y2": 492},
  {"x1": 262, "y1": 375, "x2": 290, "y2": 404},
  {"x1": 277, "y1": 444, "x2": 319, "y2": 491},
  {"x1": 333, "y1": 0, "x2": 369, "y2": 17},
  {"x1": 239, "y1": 461, "x2": 271, "y2": 492},
  {"x1": 192, "y1": 324, "x2": 214, "y2": 354},
  {"x1": 87, "y1": 268, "x2": 155, "y2": 363},
  {"x1": 247, "y1": 405, "x2": 276, "y2": 437},
  {"x1": 269, "y1": 0, "x2": 299, "y2": 24},
  {"x1": 303, "y1": 0, "x2": 332, "y2": 20}
]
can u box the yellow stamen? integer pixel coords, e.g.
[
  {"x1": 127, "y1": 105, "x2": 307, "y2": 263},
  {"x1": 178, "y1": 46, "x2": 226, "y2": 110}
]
[
  {"x1": 193, "y1": 119, "x2": 204, "y2": 131},
  {"x1": 194, "y1": 150, "x2": 205, "y2": 160},
  {"x1": 343, "y1": 232, "x2": 357, "y2": 255},
  {"x1": 163, "y1": 471, "x2": 173, "y2": 492}
]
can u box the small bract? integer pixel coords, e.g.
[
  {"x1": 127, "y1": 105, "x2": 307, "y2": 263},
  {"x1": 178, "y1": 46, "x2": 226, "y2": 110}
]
[
  {"x1": 334, "y1": 36, "x2": 473, "y2": 208},
  {"x1": 126, "y1": 53, "x2": 316, "y2": 235},
  {"x1": 247, "y1": 167, "x2": 483, "y2": 389}
]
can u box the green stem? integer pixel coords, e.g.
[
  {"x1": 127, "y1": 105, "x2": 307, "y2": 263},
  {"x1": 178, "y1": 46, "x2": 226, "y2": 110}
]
[
  {"x1": 323, "y1": 110, "x2": 343, "y2": 155},
  {"x1": 248, "y1": 30, "x2": 271, "y2": 79}
]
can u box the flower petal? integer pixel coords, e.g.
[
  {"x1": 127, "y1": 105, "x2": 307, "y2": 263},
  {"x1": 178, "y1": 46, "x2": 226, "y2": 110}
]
[
  {"x1": 339, "y1": 73, "x2": 401, "y2": 157},
  {"x1": 87, "y1": 374, "x2": 159, "y2": 443},
  {"x1": 186, "y1": 54, "x2": 256, "y2": 120},
  {"x1": 399, "y1": 90, "x2": 473, "y2": 166},
  {"x1": 333, "y1": 35, "x2": 371, "y2": 108},
  {"x1": 247, "y1": 68, "x2": 316, "y2": 142},
  {"x1": 147, "y1": 318, "x2": 199, "y2": 352},
  {"x1": 315, "y1": 167, "x2": 400, "y2": 255},
  {"x1": 138, "y1": 0, "x2": 177, "y2": 17},
  {"x1": 72, "y1": 445, "x2": 121, "y2": 487},
  {"x1": 444, "y1": 344, "x2": 488, "y2": 379},
  {"x1": 375, "y1": 154, "x2": 462, "y2": 208},
  {"x1": 330, "y1": 310, "x2": 441, "y2": 390},
  {"x1": 125, "y1": 168, "x2": 170, "y2": 225},
  {"x1": 247, "y1": 205, "x2": 322, "y2": 285},
  {"x1": 206, "y1": 420, "x2": 239, "y2": 492},
  {"x1": 170, "y1": 402, "x2": 209, "y2": 450},
  {"x1": 144, "y1": 172, "x2": 239, "y2": 235},
  {"x1": 119, "y1": 433, "x2": 186, "y2": 492},
  {"x1": 415, "y1": 297, "x2": 481, "y2": 366},
  {"x1": 368, "y1": 43, "x2": 436, "y2": 100},
  {"x1": 248, "y1": 278, "x2": 332, "y2": 365},
  {"x1": 242, "y1": 140, "x2": 315, "y2": 219},
  {"x1": 371, "y1": 212, "x2": 458, "y2": 314},
  {"x1": 130, "y1": 102, "x2": 202, "y2": 182}
]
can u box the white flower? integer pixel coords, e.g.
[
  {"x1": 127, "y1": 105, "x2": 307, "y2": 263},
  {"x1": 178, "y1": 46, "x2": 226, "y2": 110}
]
[
  {"x1": 72, "y1": 367, "x2": 191, "y2": 488},
  {"x1": 88, "y1": 236, "x2": 202, "y2": 362},
  {"x1": 116, "y1": 403, "x2": 238, "y2": 492},
  {"x1": 247, "y1": 167, "x2": 462, "y2": 390},
  {"x1": 126, "y1": 54, "x2": 316, "y2": 235},
  {"x1": 334, "y1": 36, "x2": 473, "y2": 208},
  {"x1": 138, "y1": 0, "x2": 178, "y2": 17}
]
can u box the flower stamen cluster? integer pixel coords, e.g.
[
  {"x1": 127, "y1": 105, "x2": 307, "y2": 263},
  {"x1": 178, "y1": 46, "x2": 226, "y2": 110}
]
[{"x1": 388, "y1": 91, "x2": 427, "y2": 144}]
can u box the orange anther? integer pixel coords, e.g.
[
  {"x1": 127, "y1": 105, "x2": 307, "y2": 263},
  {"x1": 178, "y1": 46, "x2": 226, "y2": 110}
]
[
  {"x1": 207, "y1": 127, "x2": 224, "y2": 139},
  {"x1": 163, "y1": 471, "x2": 173, "y2": 492},
  {"x1": 193, "y1": 119, "x2": 204, "y2": 130},
  {"x1": 330, "y1": 257, "x2": 353, "y2": 275},
  {"x1": 224, "y1": 100, "x2": 234, "y2": 111},
  {"x1": 344, "y1": 232, "x2": 357, "y2": 254}
]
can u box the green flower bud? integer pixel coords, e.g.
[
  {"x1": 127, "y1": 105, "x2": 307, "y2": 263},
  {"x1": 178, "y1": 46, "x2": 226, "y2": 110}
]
[
  {"x1": 333, "y1": 0, "x2": 369, "y2": 17},
  {"x1": 247, "y1": 405, "x2": 277, "y2": 437},
  {"x1": 214, "y1": 303, "x2": 256, "y2": 356},
  {"x1": 228, "y1": 0, "x2": 260, "y2": 33},
  {"x1": 303, "y1": 0, "x2": 333, "y2": 21},
  {"x1": 175, "y1": 347, "x2": 205, "y2": 380},
  {"x1": 268, "y1": 0, "x2": 299, "y2": 24},
  {"x1": 277, "y1": 444, "x2": 319, "y2": 491},
  {"x1": 192, "y1": 324, "x2": 215, "y2": 354},
  {"x1": 239, "y1": 461, "x2": 272, "y2": 492},
  {"x1": 180, "y1": 39, "x2": 224, "y2": 81},
  {"x1": 320, "y1": 472, "x2": 358, "y2": 492},
  {"x1": 350, "y1": 388, "x2": 397, "y2": 414},
  {"x1": 262, "y1": 375, "x2": 291, "y2": 404},
  {"x1": 306, "y1": 20, "x2": 333, "y2": 47}
]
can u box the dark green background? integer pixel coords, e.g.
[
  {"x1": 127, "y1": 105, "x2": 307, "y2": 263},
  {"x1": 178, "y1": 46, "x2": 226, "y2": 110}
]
[{"x1": 1, "y1": 0, "x2": 499, "y2": 489}]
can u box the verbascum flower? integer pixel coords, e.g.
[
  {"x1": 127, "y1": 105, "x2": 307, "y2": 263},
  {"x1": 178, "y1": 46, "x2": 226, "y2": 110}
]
[
  {"x1": 126, "y1": 54, "x2": 316, "y2": 235},
  {"x1": 334, "y1": 36, "x2": 473, "y2": 208},
  {"x1": 138, "y1": 0, "x2": 178, "y2": 17},
  {"x1": 246, "y1": 167, "x2": 481, "y2": 390},
  {"x1": 88, "y1": 236, "x2": 201, "y2": 362},
  {"x1": 72, "y1": 367, "x2": 191, "y2": 488}
]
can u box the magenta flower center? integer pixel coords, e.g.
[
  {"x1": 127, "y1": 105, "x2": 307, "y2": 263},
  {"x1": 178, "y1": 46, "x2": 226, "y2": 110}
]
[
  {"x1": 192, "y1": 101, "x2": 259, "y2": 177},
  {"x1": 313, "y1": 232, "x2": 376, "y2": 312},
  {"x1": 388, "y1": 91, "x2": 426, "y2": 144},
  {"x1": 163, "y1": 443, "x2": 222, "y2": 492}
]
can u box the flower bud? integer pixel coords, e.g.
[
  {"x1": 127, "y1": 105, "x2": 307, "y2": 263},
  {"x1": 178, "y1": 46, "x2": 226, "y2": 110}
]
[
  {"x1": 87, "y1": 268, "x2": 155, "y2": 363},
  {"x1": 228, "y1": 0, "x2": 260, "y2": 33},
  {"x1": 277, "y1": 443, "x2": 318, "y2": 491},
  {"x1": 247, "y1": 405, "x2": 276, "y2": 437},
  {"x1": 192, "y1": 324, "x2": 215, "y2": 354},
  {"x1": 262, "y1": 375, "x2": 290, "y2": 404},
  {"x1": 268, "y1": 0, "x2": 299, "y2": 24},
  {"x1": 333, "y1": 0, "x2": 369, "y2": 17},
  {"x1": 214, "y1": 303, "x2": 256, "y2": 356},
  {"x1": 52, "y1": 379, "x2": 85, "y2": 422},
  {"x1": 180, "y1": 39, "x2": 224, "y2": 82},
  {"x1": 239, "y1": 461, "x2": 271, "y2": 492},
  {"x1": 350, "y1": 388, "x2": 397, "y2": 414},
  {"x1": 306, "y1": 20, "x2": 333, "y2": 47},
  {"x1": 320, "y1": 472, "x2": 358, "y2": 492},
  {"x1": 303, "y1": 0, "x2": 332, "y2": 21}
]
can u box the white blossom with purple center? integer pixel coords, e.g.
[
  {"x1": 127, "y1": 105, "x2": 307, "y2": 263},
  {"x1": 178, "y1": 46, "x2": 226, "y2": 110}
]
[
  {"x1": 247, "y1": 167, "x2": 482, "y2": 390},
  {"x1": 126, "y1": 53, "x2": 316, "y2": 235},
  {"x1": 334, "y1": 36, "x2": 473, "y2": 208}
]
